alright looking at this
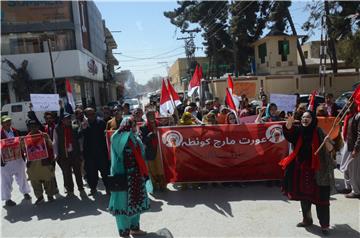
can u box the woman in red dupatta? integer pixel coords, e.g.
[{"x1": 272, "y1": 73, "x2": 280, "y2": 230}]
[{"x1": 280, "y1": 111, "x2": 335, "y2": 235}]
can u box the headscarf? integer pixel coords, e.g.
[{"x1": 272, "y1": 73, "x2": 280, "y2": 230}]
[
  {"x1": 114, "y1": 117, "x2": 148, "y2": 177},
  {"x1": 279, "y1": 110, "x2": 320, "y2": 171},
  {"x1": 300, "y1": 110, "x2": 318, "y2": 137},
  {"x1": 226, "y1": 111, "x2": 237, "y2": 124},
  {"x1": 179, "y1": 112, "x2": 194, "y2": 125},
  {"x1": 264, "y1": 103, "x2": 280, "y2": 122},
  {"x1": 206, "y1": 112, "x2": 217, "y2": 125}
]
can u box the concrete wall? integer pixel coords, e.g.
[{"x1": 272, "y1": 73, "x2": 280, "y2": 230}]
[{"x1": 210, "y1": 73, "x2": 360, "y2": 104}]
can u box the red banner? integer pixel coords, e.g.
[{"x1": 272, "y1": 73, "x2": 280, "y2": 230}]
[
  {"x1": 24, "y1": 134, "x2": 48, "y2": 161},
  {"x1": 0, "y1": 137, "x2": 22, "y2": 162},
  {"x1": 157, "y1": 123, "x2": 289, "y2": 183}
]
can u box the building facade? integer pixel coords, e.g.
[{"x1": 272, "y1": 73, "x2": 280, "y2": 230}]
[
  {"x1": 251, "y1": 32, "x2": 299, "y2": 75},
  {"x1": 168, "y1": 57, "x2": 209, "y2": 92},
  {"x1": 1, "y1": 1, "x2": 118, "y2": 108}
]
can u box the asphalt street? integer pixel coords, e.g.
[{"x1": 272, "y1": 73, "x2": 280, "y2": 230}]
[{"x1": 1, "y1": 167, "x2": 359, "y2": 238}]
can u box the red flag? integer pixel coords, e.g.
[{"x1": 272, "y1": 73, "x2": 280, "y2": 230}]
[
  {"x1": 198, "y1": 65, "x2": 203, "y2": 81},
  {"x1": 188, "y1": 65, "x2": 201, "y2": 97},
  {"x1": 65, "y1": 79, "x2": 75, "y2": 111},
  {"x1": 167, "y1": 78, "x2": 181, "y2": 107},
  {"x1": 352, "y1": 84, "x2": 360, "y2": 103},
  {"x1": 160, "y1": 79, "x2": 174, "y2": 115},
  {"x1": 308, "y1": 90, "x2": 317, "y2": 111},
  {"x1": 227, "y1": 74, "x2": 234, "y2": 94},
  {"x1": 225, "y1": 88, "x2": 237, "y2": 112}
]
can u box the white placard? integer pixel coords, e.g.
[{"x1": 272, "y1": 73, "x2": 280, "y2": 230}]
[
  {"x1": 30, "y1": 94, "x2": 60, "y2": 112},
  {"x1": 270, "y1": 94, "x2": 297, "y2": 112}
]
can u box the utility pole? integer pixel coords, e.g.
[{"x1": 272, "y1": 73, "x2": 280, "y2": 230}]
[
  {"x1": 319, "y1": 13, "x2": 327, "y2": 95},
  {"x1": 176, "y1": 28, "x2": 201, "y2": 95},
  {"x1": 46, "y1": 37, "x2": 57, "y2": 94}
]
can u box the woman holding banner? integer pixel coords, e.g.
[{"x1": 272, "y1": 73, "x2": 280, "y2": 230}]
[
  {"x1": 25, "y1": 120, "x2": 57, "y2": 205},
  {"x1": 280, "y1": 111, "x2": 335, "y2": 235},
  {"x1": 139, "y1": 111, "x2": 166, "y2": 191},
  {"x1": 108, "y1": 117, "x2": 151, "y2": 237}
]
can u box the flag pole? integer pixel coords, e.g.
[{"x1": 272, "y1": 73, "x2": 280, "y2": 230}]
[
  {"x1": 314, "y1": 100, "x2": 354, "y2": 155},
  {"x1": 166, "y1": 78, "x2": 179, "y2": 122}
]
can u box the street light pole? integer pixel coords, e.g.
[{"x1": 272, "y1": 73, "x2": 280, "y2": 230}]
[{"x1": 46, "y1": 38, "x2": 57, "y2": 94}]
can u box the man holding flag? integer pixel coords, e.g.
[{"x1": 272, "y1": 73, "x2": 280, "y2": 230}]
[{"x1": 340, "y1": 86, "x2": 360, "y2": 199}]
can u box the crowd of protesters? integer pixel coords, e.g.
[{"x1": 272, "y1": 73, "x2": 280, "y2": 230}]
[{"x1": 1, "y1": 87, "x2": 359, "y2": 236}]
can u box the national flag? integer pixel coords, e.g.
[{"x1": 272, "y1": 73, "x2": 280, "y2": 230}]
[
  {"x1": 227, "y1": 74, "x2": 239, "y2": 109},
  {"x1": 227, "y1": 74, "x2": 234, "y2": 94},
  {"x1": 65, "y1": 79, "x2": 76, "y2": 111},
  {"x1": 166, "y1": 78, "x2": 181, "y2": 107},
  {"x1": 352, "y1": 84, "x2": 360, "y2": 103},
  {"x1": 308, "y1": 90, "x2": 317, "y2": 111},
  {"x1": 198, "y1": 65, "x2": 204, "y2": 81},
  {"x1": 225, "y1": 88, "x2": 237, "y2": 112},
  {"x1": 160, "y1": 79, "x2": 174, "y2": 116},
  {"x1": 188, "y1": 65, "x2": 201, "y2": 97}
]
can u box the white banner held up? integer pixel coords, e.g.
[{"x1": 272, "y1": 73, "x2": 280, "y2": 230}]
[
  {"x1": 270, "y1": 94, "x2": 297, "y2": 112},
  {"x1": 30, "y1": 94, "x2": 60, "y2": 112}
]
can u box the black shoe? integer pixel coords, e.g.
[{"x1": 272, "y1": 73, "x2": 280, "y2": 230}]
[
  {"x1": 24, "y1": 193, "x2": 32, "y2": 200},
  {"x1": 47, "y1": 196, "x2": 54, "y2": 202},
  {"x1": 296, "y1": 219, "x2": 313, "y2": 227},
  {"x1": 345, "y1": 192, "x2": 360, "y2": 199},
  {"x1": 5, "y1": 200, "x2": 16, "y2": 207},
  {"x1": 34, "y1": 196, "x2": 44, "y2": 205},
  {"x1": 321, "y1": 228, "x2": 330, "y2": 236},
  {"x1": 337, "y1": 188, "x2": 352, "y2": 194}
]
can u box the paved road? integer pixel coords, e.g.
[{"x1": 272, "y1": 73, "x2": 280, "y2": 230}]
[{"x1": 2, "y1": 168, "x2": 359, "y2": 238}]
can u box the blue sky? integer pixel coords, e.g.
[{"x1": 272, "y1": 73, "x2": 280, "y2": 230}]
[{"x1": 95, "y1": 1, "x2": 319, "y2": 85}]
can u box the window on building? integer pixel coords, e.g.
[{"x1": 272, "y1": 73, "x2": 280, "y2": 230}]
[
  {"x1": 258, "y1": 43, "x2": 267, "y2": 64},
  {"x1": 304, "y1": 50, "x2": 308, "y2": 59},
  {"x1": 278, "y1": 40, "x2": 290, "y2": 62},
  {"x1": 2, "y1": 31, "x2": 75, "y2": 55}
]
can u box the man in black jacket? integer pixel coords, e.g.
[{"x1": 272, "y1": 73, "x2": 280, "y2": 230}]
[{"x1": 82, "y1": 108, "x2": 110, "y2": 195}]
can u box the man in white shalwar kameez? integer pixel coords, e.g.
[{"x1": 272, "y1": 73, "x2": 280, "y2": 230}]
[{"x1": 1, "y1": 116, "x2": 31, "y2": 206}]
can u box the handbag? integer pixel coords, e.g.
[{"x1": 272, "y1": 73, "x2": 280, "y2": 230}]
[{"x1": 107, "y1": 174, "x2": 128, "y2": 191}]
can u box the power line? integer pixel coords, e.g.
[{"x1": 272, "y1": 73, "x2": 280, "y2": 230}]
[
  {"x1": 115, "y1": 46, "x2": 183, "y2": 59},
  {"x1": 117, "y1": 52, "x2": 185, "y2": 62},
  {"x1": 206, "y1": 1, "x2": 256, "y2": 39}
]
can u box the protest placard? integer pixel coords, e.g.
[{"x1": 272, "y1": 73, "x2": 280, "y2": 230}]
[
  {"x1": 270, "y1": 94, "x2": 297, "y2": 112},
  {"x1": 30, "y1": 94, "x2": 60, "y2": 111},
  {"x1": 0, "y1": 137, "x2": 22, "y2": 162},
  {"x1": 24, "y1": 134, "x2": 48, "y2": 161}
]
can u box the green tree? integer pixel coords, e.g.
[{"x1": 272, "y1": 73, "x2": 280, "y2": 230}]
[
  {"x1": 338, "y1": 30, "x2": 360, "y2": 70},
  {"x1": 303, "y1": 1, "x2": 360, "y2": 73}
]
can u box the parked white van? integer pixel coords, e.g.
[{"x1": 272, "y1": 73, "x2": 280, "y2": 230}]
[{"x1": 1, "y1": 102, "x2": 46, "y2": 133}]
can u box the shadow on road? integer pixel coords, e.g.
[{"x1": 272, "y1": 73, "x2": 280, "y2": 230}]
[
  {"x1": 3, "y1": 193, "x2": 109, "y2": 223},
  {"x1": 305, "y1": 223, "x2": 360, "y2": 237},
  {"x1": 151, "y1": 182, "x2": 289, "y2": 217}
]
